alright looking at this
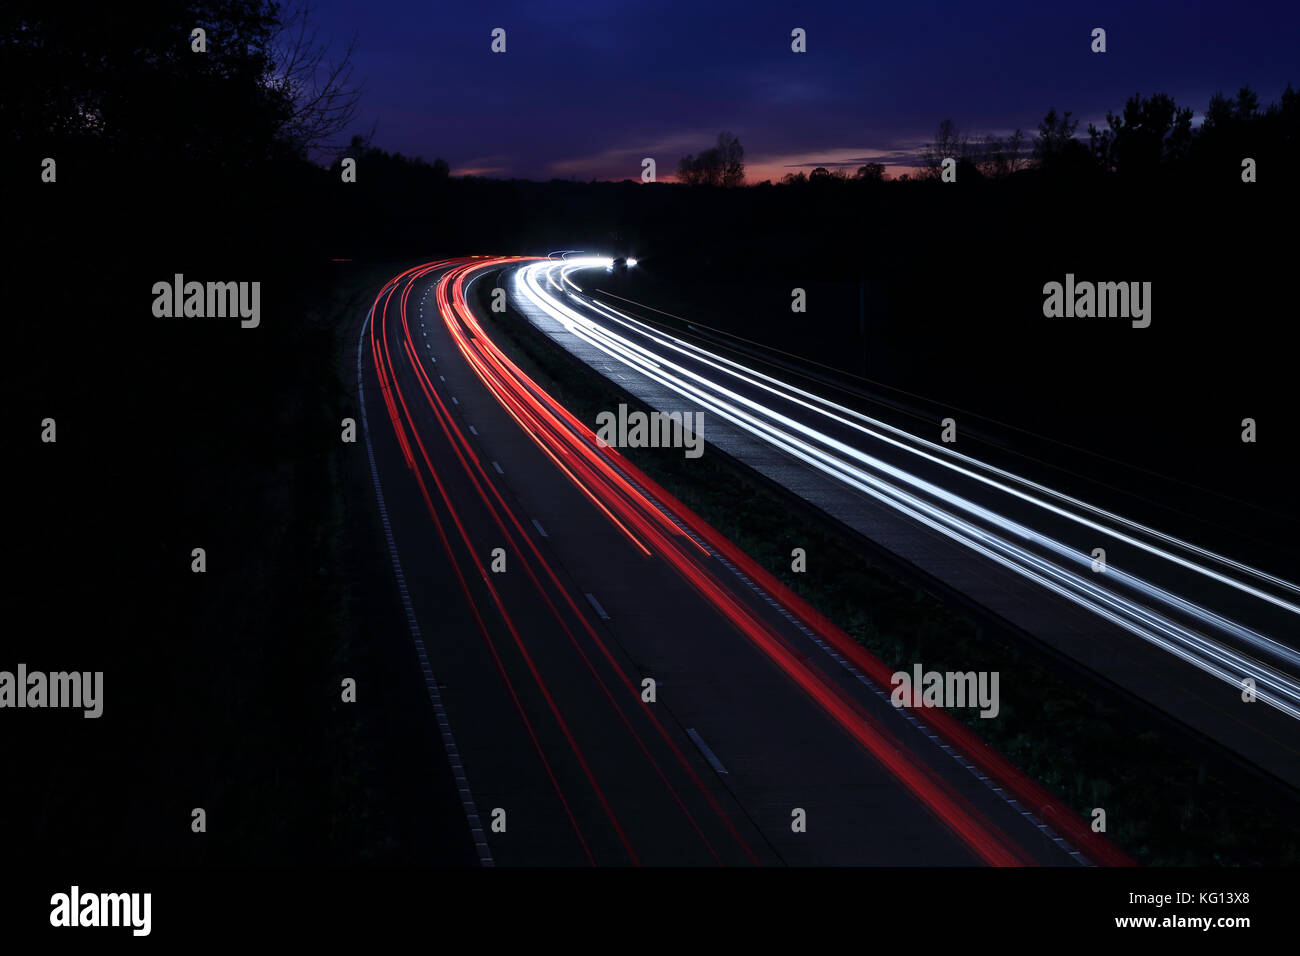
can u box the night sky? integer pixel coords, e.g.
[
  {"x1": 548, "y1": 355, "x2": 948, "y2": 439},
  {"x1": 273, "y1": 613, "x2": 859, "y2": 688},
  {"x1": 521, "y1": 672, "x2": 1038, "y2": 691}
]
[{"x1": 313, "y1": 0, "x2": 1297, "y2": 180}]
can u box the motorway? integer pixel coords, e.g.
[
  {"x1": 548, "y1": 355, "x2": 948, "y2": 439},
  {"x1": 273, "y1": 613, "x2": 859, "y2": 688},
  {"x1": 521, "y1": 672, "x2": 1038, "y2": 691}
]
[
  {"x1": 356, "y1": 258, "x2": 1133, "y2": 866},
  {"x1": 504, "y1": 256, "x2": 1300, "y2": 791}
]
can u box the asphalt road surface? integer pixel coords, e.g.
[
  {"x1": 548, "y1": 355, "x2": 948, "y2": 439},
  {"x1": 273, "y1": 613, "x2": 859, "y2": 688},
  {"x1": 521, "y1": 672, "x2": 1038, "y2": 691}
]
[{"x1": 355, "y1": 258, "x2": 1123, "y2": 866}]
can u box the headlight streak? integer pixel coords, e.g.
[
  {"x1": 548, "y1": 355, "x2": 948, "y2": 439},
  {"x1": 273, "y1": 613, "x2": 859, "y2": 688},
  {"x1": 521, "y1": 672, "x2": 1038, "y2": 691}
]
[
  {"x1": 515, "y1": 259, "x2": 1300, "y2": 722},
  {"x1": 542, "y1": 263, "x2": 1300, "y2": 604}
]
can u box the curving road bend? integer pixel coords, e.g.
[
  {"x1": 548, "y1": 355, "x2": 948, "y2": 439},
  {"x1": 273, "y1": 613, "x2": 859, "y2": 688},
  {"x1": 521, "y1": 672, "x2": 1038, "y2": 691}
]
[{"x1": 356, "y1": 257, "x2": 1133, "y2": 866}]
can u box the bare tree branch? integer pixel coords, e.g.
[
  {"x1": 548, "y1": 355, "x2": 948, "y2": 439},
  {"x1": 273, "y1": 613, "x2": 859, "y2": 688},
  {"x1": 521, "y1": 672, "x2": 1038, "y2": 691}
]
[{"x1": 267, "y1": 0, "x2": 365, "y2": 160}]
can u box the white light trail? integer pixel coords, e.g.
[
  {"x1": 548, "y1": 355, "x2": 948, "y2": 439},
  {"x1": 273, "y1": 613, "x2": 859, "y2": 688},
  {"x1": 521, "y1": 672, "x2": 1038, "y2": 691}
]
[{"x1": 515, "y1": 259, "x2": 1300, "y2": 721}]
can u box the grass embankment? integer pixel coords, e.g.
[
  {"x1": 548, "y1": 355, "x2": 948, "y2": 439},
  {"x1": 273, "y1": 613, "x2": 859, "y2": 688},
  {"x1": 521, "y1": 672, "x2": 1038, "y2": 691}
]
[{"x1": 78, "y1": 259, "x2": 474, "y2": 865}]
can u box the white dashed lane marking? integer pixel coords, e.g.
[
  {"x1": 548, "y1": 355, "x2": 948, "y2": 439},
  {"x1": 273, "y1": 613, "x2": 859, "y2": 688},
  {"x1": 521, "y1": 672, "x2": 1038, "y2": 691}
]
[{"x1": 583, "y1": 591, "x2": 608, "y2": 619}]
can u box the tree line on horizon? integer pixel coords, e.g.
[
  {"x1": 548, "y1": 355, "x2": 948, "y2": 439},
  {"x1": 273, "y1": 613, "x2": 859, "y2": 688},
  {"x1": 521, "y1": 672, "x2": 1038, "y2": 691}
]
[{"x1": 681, "y1": 85, "x2": 1297, "y2": 188}]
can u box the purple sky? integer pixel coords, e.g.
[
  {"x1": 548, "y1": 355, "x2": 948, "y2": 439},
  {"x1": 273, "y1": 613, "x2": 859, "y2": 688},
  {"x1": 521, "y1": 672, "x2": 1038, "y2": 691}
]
[{"x1": 308, "y1": 0, "x2": 1299, "y2": 180}]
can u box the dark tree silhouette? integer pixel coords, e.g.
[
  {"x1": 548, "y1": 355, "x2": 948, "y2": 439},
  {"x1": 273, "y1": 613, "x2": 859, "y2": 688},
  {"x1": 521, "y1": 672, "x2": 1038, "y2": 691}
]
[
  {"x1": 1, "y1": 2, "x2": 360, "y2": 167},
  {"x1": 920, "y1": 118, "x2": 967, "y2": 179},
  {"x1": 976, "y1": 129, "x2": 1027, "y2": 178},
  {"x1": 1033, "y1": 109, "x2": 1078, "y2": 164},
  {"x1": 1, "y1": 3, "x2": 284, "y2": 164},
  {"x1": 677, "y1": 131, "x2": 745, "y2": 185},
  {"x1": 1190, "y1": 84, "x2": 1300, "y2": 176},
  {"x1": 269, "y1": 0, "x2": 365, "y2": 160},
  {"x1": 1088, "y1": 92, "x2": 1193, "y2": 175}
]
